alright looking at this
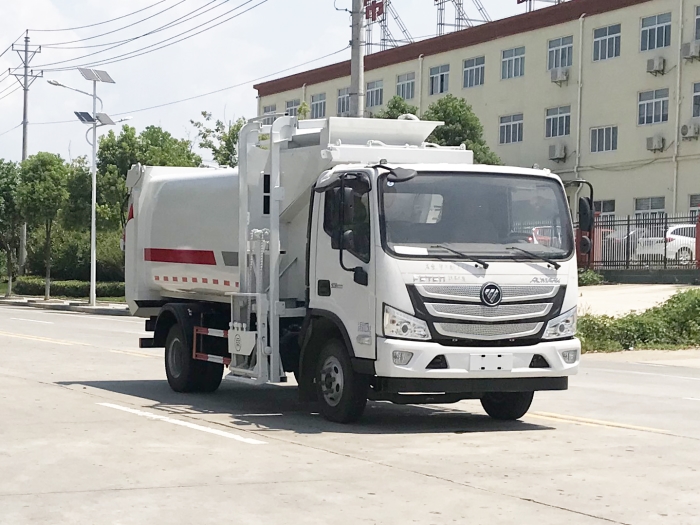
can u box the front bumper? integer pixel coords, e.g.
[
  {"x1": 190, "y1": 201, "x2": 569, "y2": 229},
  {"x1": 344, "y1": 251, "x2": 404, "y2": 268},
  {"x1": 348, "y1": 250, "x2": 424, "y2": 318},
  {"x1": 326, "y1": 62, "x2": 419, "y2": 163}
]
[{"x1": 374, "y1": 336, "x2": 580, "y2": 379}]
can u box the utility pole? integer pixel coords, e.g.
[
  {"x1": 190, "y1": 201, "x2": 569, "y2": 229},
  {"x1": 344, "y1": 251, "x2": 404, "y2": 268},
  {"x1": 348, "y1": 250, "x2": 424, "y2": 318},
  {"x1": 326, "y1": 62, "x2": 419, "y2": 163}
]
[
  {"x1": 349, "y1": 0, "x2": 365, "y2": 117},
  {"x1": 10, "y1": 31, "x2": 42, "y2": 275}
]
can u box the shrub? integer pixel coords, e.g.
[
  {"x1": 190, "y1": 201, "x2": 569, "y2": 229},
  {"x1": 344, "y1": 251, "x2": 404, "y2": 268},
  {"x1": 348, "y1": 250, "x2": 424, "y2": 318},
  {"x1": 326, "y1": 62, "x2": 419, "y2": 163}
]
[
  {"x1": 579, "y1": 289, "x2": 700, "y2": 352},
  {"x1": 578, "y1": 270, "x2": 604, "y2": 287},
  {"x1": 14, "y1": 277, "x2": 124, "y2": 298}
]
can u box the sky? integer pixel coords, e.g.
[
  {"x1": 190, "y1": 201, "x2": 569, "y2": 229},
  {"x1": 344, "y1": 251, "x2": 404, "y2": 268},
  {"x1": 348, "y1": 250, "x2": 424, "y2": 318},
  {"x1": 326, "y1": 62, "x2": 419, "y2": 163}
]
[{"x1": 0, "y1": 0, "x2": 538, "y2": 163}]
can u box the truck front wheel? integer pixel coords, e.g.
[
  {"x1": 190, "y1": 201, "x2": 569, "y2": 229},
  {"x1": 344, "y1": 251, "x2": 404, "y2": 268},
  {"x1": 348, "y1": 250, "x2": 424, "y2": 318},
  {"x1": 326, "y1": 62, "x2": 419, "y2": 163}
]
[
  {"x1": 315, "y1": 340, "x2": 368, "y2": 423},
  {"x1": 480, "y1": 392, "x2": 534, "y2": 421}
]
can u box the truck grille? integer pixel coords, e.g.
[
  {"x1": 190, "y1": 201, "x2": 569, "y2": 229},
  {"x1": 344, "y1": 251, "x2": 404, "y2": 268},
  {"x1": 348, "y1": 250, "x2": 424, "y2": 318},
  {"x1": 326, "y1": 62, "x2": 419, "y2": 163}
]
[
  {"x1": 416, "y1": 284, "x2": 558, "y2": 303},
  {"x1": 426, "y1": 302, "x2": 552, "y2": 322},
  {"x1": 434, "y1": 322, "x2": 543, "y2": 341}
]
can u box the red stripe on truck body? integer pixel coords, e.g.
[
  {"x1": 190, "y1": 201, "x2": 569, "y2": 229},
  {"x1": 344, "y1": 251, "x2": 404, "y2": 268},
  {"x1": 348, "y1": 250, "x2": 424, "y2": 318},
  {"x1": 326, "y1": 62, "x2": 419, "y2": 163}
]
[{"x1": 144, "y1": 248, "x2": 217, "y2": 265}]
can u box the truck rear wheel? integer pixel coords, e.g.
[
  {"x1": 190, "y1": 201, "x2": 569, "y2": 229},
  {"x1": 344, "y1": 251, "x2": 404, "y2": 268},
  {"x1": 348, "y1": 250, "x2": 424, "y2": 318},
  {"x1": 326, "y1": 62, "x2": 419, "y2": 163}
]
[
  {"x1": 315, "y1": 339, "x2": 368, "y2": 423},
  {"x1": 480, "y1": 392, "x2": 534, "y2": 421},
  {"x1": 164, "y1": 324, "x2": 223, "y2": 393}
]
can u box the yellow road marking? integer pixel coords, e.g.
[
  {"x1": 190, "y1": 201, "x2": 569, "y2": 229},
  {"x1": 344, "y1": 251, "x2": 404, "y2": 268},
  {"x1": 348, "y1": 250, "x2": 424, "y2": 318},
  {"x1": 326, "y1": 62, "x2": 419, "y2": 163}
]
[
  {"x1": 529, "y1": 411, "x2": 671, "y2": 435},
  {"x1": 0, "y1": 330, "x2": 79, "y2": 346}
]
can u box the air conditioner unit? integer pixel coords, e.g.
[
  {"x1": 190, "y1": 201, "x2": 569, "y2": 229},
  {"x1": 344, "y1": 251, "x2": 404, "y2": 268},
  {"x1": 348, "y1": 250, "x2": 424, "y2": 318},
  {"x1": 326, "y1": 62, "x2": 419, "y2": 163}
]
[
  {"x1": 646, "y1": 135, "x2": 665, "y2": 152},
  {"x1": 549, "y1": 143, "x2": 567, "y2": 162},
  {"x1": 550, "y1": 67, "x2": 569, "y2": 85},
  {"x1": 646, "y1": 56, "x2": 666, "y2": 75},
  {"x1": 681, "y1": 121, "x2": 700, "y2": 140},
  {"x1": 682, "y1": 40, "x2": 700, "y2": 60}
]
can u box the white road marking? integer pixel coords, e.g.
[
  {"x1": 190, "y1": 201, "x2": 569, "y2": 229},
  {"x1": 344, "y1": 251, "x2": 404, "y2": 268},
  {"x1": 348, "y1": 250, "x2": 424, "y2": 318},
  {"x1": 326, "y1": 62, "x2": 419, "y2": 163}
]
[
  {"x1": 592, "y1": 368, "x2": 700, "y2": 381},
  {"x1": 97, "y1": 403, "x2": 267, "y2": 445},
  {"x1": 684, "y1": 397, "x2": 700, "y2": 401},
  {"x1": 110, "y1": 349, "x2": 159, "y2": 359},
  {"x1": 10, "y1": 317, "x2": 53, "y2": 324}
]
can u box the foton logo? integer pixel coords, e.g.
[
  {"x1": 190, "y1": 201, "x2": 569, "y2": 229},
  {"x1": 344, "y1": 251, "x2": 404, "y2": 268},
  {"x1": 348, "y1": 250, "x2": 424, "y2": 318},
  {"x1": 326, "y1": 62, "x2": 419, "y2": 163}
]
[
  {"x1": 480, "y1": 283, "x2": 503, "y2": 307},
  {"x1": 413, "y1": 275, "x2": 446, "y2": 283}
]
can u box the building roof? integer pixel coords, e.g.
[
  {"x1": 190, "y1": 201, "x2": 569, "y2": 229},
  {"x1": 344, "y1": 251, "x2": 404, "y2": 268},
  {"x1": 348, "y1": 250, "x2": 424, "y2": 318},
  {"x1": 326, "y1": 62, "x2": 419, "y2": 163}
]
[{"x1": 254, "y1": 0, "x2": 651, "y2": 97}]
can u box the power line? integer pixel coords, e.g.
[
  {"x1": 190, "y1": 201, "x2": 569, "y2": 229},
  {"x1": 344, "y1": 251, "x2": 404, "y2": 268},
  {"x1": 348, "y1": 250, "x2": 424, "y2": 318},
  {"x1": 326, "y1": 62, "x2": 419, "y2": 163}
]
[
  {"x1": 44, "y1": 0, "x2": 268, "y2": 72},
  {"x1": 36, "y1": 0, "x2": 189, "y2": 48},
  {"x1": 0, "y1": 123, "x2": 22, "y2": 138},
  {"x1": 0, "y1": 81, "x2": 18, "y2": 96},
  {"x1": 0, "y1": 85, "x2": 21, "y2": 102},
  {"x1": 32, "y1": 45, "x2": 350, "y2": 125},
  {"x1": 0, "y1": 32, "x2": 26, "y2": 60},
  {"x1": 42, "y1": 0, "x2": 227, "y2": 50}
]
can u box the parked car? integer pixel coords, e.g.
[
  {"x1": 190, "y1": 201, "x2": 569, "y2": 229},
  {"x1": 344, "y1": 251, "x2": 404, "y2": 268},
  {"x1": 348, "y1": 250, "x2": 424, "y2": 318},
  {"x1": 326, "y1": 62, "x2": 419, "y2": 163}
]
[
  {"x1": 600, "y1": 226, "x2": 651, "y2": 263},
  {"x1": 635, "y1": 224, "x2": 696, "y2": 264}
]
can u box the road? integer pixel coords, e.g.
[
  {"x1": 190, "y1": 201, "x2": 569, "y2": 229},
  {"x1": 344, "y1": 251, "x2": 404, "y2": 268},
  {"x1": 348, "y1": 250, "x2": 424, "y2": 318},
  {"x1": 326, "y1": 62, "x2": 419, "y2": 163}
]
[{"x1": 0, "y1": 306, "x2": 698, "y2": 525}]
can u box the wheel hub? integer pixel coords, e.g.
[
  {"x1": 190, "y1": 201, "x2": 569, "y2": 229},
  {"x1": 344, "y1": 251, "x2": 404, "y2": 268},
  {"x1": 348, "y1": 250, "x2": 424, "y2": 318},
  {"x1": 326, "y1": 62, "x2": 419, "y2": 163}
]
[
  {"x1": 167, "y1": 337, "x2": 185, "y2": 378},
  {"x1": 320, "y1": 356, "x2": 344, "y2": 407}
]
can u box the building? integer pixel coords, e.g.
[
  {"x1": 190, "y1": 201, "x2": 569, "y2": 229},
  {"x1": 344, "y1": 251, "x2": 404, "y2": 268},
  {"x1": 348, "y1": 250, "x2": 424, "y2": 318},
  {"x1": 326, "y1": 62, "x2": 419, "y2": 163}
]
[{"x1": 255, "y1": 0, "x2": 700, "y2": 218}]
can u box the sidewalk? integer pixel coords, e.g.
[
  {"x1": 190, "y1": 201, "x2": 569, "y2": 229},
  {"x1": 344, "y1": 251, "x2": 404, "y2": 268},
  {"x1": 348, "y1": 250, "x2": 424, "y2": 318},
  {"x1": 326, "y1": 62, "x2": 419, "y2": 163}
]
[
  {"x1": 578, "y1": 284, "x2": 695, "y2": 317},
  {"x1": 0, "y1": 296, "x2": 130, "y2": 316}
]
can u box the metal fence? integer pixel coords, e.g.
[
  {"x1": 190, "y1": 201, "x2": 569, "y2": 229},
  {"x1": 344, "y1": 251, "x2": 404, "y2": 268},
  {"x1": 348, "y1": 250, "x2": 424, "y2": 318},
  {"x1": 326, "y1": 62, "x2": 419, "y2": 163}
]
[{"x1": 578, "y1": 214, "x2": 700, "y2": 270}]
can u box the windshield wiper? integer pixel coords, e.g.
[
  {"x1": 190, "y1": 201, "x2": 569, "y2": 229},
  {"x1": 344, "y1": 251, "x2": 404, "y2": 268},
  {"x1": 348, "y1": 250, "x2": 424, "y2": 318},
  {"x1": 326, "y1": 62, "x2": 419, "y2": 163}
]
[
  {"x1": 430, "y1": 244, "x2": 489, "y2": 269},
  {"x1": 506, "y1": 246, "x2": 561, "y2": 270}
]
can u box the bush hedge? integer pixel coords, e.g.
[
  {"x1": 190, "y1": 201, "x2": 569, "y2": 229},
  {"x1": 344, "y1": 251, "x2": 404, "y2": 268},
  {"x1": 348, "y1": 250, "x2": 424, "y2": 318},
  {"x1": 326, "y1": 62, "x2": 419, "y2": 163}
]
[
  {"x1": 578, "y1": 270, "x2": 605, "y2": 287},
  {"x1": 14, "y1": 277, "x2": 124, "y2": 298},
  {"x1": 579, "y1": 289, "x2": 700, "y2": 352}
]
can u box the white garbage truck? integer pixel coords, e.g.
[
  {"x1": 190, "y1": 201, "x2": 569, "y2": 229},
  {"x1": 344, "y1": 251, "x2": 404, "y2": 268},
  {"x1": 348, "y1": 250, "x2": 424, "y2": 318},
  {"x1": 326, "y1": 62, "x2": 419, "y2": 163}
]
[{"x1": 125, "y1": 115, "x2": 594, "y2": 423}]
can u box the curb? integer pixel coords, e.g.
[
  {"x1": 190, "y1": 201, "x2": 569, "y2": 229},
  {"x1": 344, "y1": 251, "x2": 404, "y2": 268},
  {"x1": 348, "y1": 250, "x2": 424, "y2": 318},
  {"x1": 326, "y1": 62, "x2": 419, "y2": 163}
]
[{"x1": 0, "y1": 298, "x2": 131, "y2": 317}]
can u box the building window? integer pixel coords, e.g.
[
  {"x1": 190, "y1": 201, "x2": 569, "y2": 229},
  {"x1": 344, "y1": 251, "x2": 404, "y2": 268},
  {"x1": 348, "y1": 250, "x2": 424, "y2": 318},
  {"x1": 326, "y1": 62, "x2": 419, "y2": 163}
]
[
  {"x1": 693, "y1": 83, "x2": 700, "y2": 118},
  {"x1": 593, "y1": 24, "x2": 621, "y2": 61},
  {"x1": 635, "y1": 196, "x2": 666, "y2": 218},
  {"x1": 545, "y1": 105, "x2": 571, "y2": 138},
  {"x1": 690, "y1": 194, "x2": 700, "y2": 218},
  {"x1": 638, "y1": 89, "x2": 669, "y2": 125},
  {"x1": 366, "y1": 80, "x2": 384, "y2": 108},
  {"x1": 501, "y1": 46, "x2": 525, "y2": 79},
  {"x1": 311, "y1": 93, "x2": 326, "y2": 119},
  {"x1": 594, "y1": 200, "x2": 616, "y2": 217},
  {"x1": 696, "y1": 6, "x2": 700, "y2": 40},
  {"x1": 337, "y1": 88, "x2": 350, "y2": 116},
  {"x1": 591, "y1": 126, "x2": 618, "y2": 153},
  {"x1": 463, "y1": 56, "x2": 485, "y2": 88},
  {"x1": 429, "y1": 65, "x2": 450, "y2": 95},
  {"x1": 262, "y1": 104, "x2": 276, "y2": 126},
  {"x1": 548, "y1": 36, "x2": 573, "y2": 70},
  {"x1": 499, "y1": 113, "x2": 524, "y2": 144},
  {"x1": 263, "y1": 173, "x2": 271, "y2": 215},
  {"x1": 396, "y1": 72, "x2": 415, "y2": 100},
  {"x1": 285, "y1": 99, "x2": 300, "y2": 117},
  {"x1": 641, "y1": 13, "x2": 672, "y2": 51}
]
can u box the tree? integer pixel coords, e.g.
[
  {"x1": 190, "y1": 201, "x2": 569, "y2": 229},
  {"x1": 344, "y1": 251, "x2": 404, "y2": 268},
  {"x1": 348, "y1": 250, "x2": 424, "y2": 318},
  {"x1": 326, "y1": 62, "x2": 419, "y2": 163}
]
[
  {"x1": 18, "y1": 152, "x2": 69, "y2": 300},
  {"x1": 0, "y1": 160, "x2": 21, "y2": 296},
  {"x1": 374, "y1": 96, "x2": 418, "y2": 119},
  {"x1": 97, "y1": 125, "x2": 202, "y2": 226},
  {"x1": 190, "y1": 112, "x2": 246, "y2": 167},
  {"x1": 423, "y1": 95, "x2": 501, "y2": 165},
  {"x1": 297, "y1": 101, "x2": 310, "y2": 120}
]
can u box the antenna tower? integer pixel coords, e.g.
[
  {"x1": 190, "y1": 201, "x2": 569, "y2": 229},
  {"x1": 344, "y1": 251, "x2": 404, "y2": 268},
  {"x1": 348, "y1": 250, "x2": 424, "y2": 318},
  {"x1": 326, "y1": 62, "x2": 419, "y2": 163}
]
[
  {"x1": 435, "y1": 0, "x2": 491, "y2": 36},
  {"x1": 364, "y1": 0, "x2": 414, "y2": 54}
]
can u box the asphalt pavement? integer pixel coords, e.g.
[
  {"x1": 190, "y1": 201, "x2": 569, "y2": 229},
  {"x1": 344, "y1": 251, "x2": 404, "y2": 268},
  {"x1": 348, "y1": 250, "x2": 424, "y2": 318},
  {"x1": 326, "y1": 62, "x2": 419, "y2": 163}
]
[{"x1": 0, "y1": 305, "x2": 698, "y2": 524}]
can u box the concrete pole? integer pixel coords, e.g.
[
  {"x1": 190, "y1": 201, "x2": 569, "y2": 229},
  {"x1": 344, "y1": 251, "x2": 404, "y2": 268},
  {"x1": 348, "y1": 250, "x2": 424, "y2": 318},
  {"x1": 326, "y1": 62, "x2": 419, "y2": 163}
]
[
  {"x1": 90, "y1": 80, "x2": 97, "y2": 307},
  {"x1": 18, "y1": 32, "x2": 29, "y2": 275},
  {"x1": 349, "y1": 0, "x2": 365, "y2": 117}
]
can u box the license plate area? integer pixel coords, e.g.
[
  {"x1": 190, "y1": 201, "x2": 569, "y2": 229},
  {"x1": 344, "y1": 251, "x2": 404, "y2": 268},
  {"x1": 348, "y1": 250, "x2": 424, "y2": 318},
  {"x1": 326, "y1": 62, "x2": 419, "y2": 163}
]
[{"x1": 469, "y1": 353, "x2": 513, "y2": 372}]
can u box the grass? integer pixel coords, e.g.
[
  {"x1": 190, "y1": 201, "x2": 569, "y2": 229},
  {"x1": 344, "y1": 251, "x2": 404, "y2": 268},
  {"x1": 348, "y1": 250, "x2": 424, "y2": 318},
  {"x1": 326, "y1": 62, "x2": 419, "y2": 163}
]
[{"x1": 0, "y1": 278, "x2": 125, "y2": 303}]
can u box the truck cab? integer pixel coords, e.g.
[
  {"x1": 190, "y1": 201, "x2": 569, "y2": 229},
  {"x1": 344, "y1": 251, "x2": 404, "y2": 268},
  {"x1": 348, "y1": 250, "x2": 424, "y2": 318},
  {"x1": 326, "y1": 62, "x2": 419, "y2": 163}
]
[{"x1": 126, "y1": 115, "x2": 593, "y2": 424}]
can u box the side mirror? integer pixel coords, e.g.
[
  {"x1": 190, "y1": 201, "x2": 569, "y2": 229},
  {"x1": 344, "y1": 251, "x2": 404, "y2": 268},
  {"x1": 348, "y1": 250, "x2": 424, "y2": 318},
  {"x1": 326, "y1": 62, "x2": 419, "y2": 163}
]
[
  {"x1": 342, "y1": 229, "x2": 355, "y2": 251},
  {"x1": 578, "y1": 197, "x2": 594, "y2": 233},
  {"x1": 353, "y1": 267, "x2": 368, "y2": 286},
  {"x1": 579, "y1": 235, "x2": 592, "y2": 255}
]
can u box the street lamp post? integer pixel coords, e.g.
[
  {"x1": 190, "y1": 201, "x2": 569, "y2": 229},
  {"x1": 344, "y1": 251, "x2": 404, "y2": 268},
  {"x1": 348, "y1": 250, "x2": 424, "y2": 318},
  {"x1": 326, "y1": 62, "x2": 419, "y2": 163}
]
[{"x1": 47, "y1": 69, "x2": 123, "y2": 306}]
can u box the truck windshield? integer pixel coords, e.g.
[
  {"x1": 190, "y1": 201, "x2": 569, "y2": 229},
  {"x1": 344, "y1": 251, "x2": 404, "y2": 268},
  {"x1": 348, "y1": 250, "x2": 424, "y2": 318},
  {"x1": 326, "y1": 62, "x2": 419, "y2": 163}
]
[{"x1": 380, "y1": 172, "x2": 574, "y2": 260}]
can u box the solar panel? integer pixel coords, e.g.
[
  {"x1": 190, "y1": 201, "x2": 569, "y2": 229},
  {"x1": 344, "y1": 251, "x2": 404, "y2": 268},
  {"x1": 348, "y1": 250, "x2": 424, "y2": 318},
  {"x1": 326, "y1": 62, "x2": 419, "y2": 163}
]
[
  {"x1": 74, "y1": 111, "x2": 96, "y2": 124},
  {"x1": 96, "y1": 113, "x2": 115, "y2": 125},
  {"x1": 78, "y1": 68, "x2": 100, "y2": 82},
  {"x1": 94, "y1": 69, "x2": 115, "y2": 84}
]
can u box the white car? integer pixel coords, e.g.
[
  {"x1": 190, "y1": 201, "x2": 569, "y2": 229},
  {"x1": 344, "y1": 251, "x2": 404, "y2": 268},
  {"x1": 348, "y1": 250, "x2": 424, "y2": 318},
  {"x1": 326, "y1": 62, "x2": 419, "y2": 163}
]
[{"x1": 636, "y1": 224, "x2": 696, "y2": 264}]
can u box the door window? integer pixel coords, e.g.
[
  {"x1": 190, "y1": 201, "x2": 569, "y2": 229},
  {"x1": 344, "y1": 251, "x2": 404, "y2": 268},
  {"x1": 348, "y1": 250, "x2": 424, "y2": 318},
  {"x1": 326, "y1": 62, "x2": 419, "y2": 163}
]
[{"x1": 323, "y1": 188, "x2": 371, "y2": 263}]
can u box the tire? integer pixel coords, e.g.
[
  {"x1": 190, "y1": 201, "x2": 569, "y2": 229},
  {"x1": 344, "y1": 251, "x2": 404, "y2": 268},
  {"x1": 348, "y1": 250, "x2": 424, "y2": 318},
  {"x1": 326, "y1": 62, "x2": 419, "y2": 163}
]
[
  {"x1": 315, "y1": 339, "x2": 368, "y2": 423},
  {"x1": 480, "y1": 392, "x2": 534, "y2": 421},
  {"x1": 164, "y1": 324, "x2": 223, "y2": 393},
  {"x1": 676, "y1": 248, "x2": 693, "y2": 265}
]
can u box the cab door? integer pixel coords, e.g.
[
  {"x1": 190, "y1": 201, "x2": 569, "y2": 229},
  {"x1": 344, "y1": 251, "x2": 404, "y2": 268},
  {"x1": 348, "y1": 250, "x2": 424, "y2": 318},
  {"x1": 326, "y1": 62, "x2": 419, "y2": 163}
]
[{"x1": 310, "y1": 179, "x2": 376, "y2": 360}]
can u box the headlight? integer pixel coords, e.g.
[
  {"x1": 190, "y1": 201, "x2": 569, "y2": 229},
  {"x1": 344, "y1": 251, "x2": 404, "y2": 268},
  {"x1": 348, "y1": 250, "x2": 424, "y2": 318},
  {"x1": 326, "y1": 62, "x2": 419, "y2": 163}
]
[
  {"x1": 543, "y1": 307, "x2": 577, "y2": 340},
  {"x1": 383, "y1": 305, "x2": 430, "y2": 340}
]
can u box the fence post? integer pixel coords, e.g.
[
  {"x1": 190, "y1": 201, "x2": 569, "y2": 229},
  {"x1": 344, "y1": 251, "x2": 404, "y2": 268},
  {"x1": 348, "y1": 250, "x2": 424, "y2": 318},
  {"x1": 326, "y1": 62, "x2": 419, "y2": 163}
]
[
  {"x1": 663, "y1": 214, "x2": 668, "y2": 269},
  {"x1": 696, "y1": 214, "x2": 700, "y2": 270},
  {"x1": 625, "y1": 215, "x2": 631, "y2": 269}
]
